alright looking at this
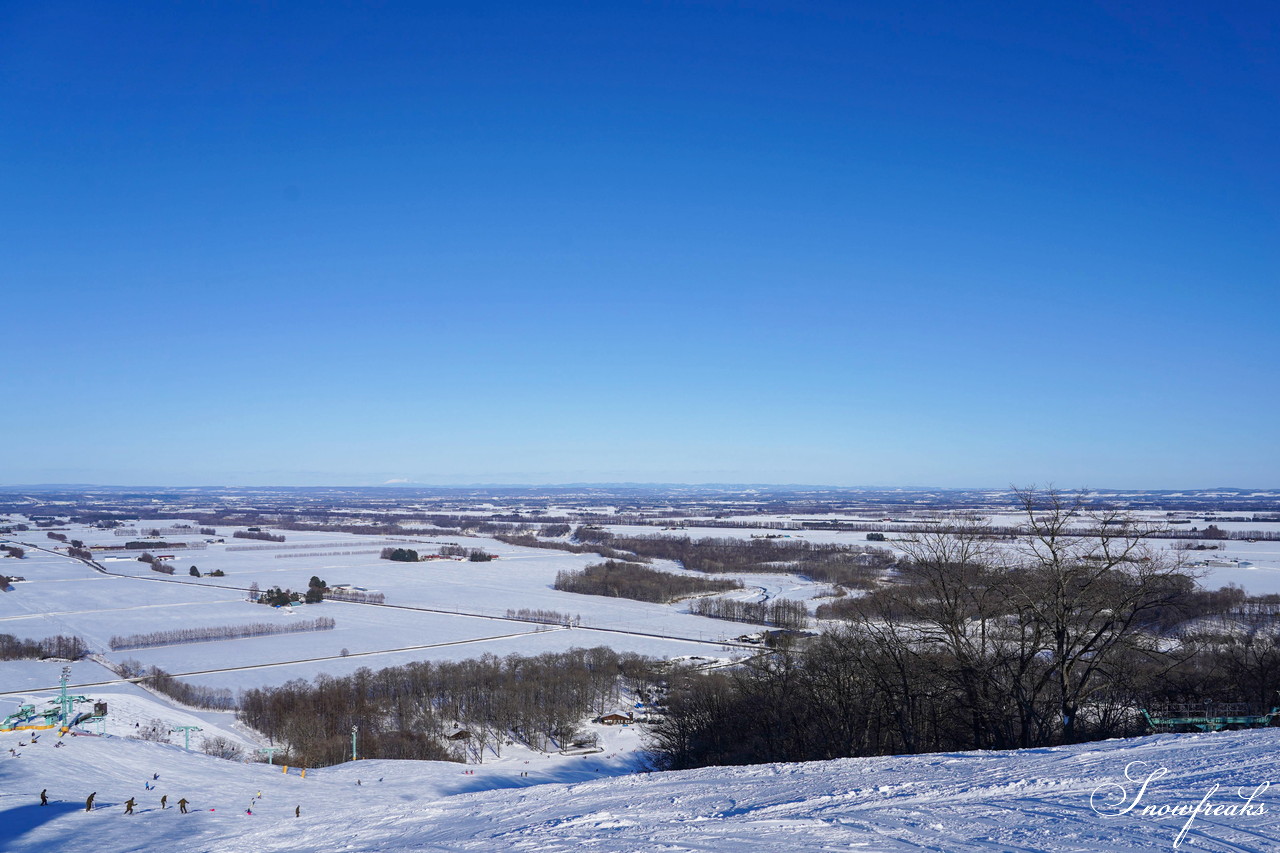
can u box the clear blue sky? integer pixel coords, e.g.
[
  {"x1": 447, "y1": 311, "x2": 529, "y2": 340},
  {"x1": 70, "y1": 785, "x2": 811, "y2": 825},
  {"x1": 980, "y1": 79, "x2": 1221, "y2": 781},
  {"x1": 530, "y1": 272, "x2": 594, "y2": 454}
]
[{"x1": 2, "y1": 1, "x2": 1277, "y2": 488}]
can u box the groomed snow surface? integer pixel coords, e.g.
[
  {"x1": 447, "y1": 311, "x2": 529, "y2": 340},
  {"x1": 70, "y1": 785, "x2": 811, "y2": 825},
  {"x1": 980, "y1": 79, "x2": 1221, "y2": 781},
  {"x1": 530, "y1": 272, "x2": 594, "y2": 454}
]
[{"x1": 2, "y1": 691, "x2": 1278, "y2": 852}]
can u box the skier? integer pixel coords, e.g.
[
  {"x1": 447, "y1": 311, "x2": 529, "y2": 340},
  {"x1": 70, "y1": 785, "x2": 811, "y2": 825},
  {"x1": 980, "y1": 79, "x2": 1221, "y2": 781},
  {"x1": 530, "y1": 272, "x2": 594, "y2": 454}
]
[
  {"x1": 85, "y1": 792, "x2": 96, "y2": 811},
  {"x1": 295, "y1": 805, "x2": 300, "y2": 818},
  {"x1": 178, "y1": 798, "x2": 189, "y2": 814},
  {"x1": 161, "y1": 794, "x2": 168, "y2": 809},
  {"x1": 40, "y1": 789, "x2": 48, "y2": 806},
  {"x1": 124, "y1": 797, "x2": 136, "y2": 815}
]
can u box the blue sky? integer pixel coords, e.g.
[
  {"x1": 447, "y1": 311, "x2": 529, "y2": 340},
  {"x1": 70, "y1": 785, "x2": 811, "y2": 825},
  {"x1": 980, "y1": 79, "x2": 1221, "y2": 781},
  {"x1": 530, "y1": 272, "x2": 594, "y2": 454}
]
[{"x1": 2, "y1": 1, "x2": 1277, "y2": 488}]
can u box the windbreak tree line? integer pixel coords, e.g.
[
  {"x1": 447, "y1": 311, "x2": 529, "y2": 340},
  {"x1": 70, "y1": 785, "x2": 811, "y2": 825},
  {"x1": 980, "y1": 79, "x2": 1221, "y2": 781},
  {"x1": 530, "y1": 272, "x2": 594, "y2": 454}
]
[
  {"x1": 118, "y1": 663, "x2": 238, "y2": 711},
  {"x1": 649, "y1": 490, "x2": 1279, "y2": 770},
  {"x1": 109, "y1": 617, "x2": 335, "y2": 651},
  {"x1": 493, "y1": 532, "x2": 638, "y2": 561},
  {"x1": 233, "y1": 530, "x2": 286, "y2": 542},
  {"x1": 691, "y1": 597, "x2": 810, "y2": 630},
  {"x1": 237, "y1": 647, "x2": 659, "y2": 767},
  {"x1": 0, "y1": 633, "x2": 88, "y2": 661}
]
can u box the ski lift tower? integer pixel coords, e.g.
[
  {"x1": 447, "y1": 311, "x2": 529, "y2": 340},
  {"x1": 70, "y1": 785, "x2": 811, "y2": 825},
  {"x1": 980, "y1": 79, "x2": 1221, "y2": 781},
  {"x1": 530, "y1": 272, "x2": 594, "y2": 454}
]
[
  {"x1": 171, "y1": 725, "x2": 202, "y2": 750},
  {"x1": 58, "y1": 667, "x2": 79, "y2": 726},
  {"x1": 54, "y1": 667, "x2": 90, "y2": 732}
]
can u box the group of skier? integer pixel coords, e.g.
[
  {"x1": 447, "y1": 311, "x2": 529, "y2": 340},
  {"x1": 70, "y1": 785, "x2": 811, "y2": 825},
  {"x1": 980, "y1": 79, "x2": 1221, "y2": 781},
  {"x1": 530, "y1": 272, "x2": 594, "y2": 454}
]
[
  {"x1": 67, "y1": 789, "x2": 190, "y2": 813},
  {"x1": 47, "y1": 785, "x2": 299, "y2": 817}
]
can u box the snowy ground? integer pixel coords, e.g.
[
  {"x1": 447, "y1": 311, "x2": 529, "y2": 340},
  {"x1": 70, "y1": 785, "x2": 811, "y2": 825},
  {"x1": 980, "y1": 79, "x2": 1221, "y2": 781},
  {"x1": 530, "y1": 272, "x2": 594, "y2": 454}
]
[
  {"x1": 0, "y1": 524, "x2": 759, "y2": 693},
  {"x1": 2, "y1": 689, "x2": 1277, "y2": 852}
]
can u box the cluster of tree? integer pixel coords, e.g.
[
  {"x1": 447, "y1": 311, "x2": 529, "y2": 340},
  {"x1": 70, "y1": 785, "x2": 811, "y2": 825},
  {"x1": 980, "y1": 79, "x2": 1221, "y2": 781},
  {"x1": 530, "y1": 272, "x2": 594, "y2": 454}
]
[
  {"x1": 305, "y1": 575, "x2": 327, "y2": 604},
  {"x1": 132, "y1": 717, "x2": 172, "y2": 743},
  {"x1": 109, "y1": 617, "x2": 336, "y2": 650},
  {"x1": 151, "y1": 562, "x2": 176, "y2": 575},
  {"x1": 555, "y1": 561, "x2": 742, "y2": 603},
  {"x1": 506, "y1": 607, "x2": 579, "y2": 625},
  {"x1": 280, "y1": 520, "x2": 463, "y2": 537},
  {"x1": 1175, "y1": 541, "x2": 1225, "y2": 551},
  {"x1": 237, "y1": 647, "x2": 659, "y2": 767},
  {"x1": 256, "y1": 585, "x2": 304, "y2": 606},
  {"x1": 325, "y1": 588, "x2": 386, "y2": 604},
  {"x1": 201, "y1": 735, "x2": 245, "y2": 760},
  {"x1": 690, "y1": 597, "x2": 810, "y2": 630},
  {"x1": 380, "y1": 547, "x2": 420, "y2": 562},
  {"x1": 649, "y1": 491, "x2": 1279, "y2": 770},
  {"x1": 0, "y1": 575, "x2": 12, "y2": 590},
  {"x1": 1, "y1": 546, "x2": 25, "y2": 559},
  {"x1": 68, "y1": 546, "x2": 93, "y2": 560},
  {"x1": 540, "y1": 523, "x2": 573, "y2": 537},
  {"x1": 435, "y1": 544, "x2": 497, "y2": 561},
  {"x1": 492, "y1": 533, "x2": 636, "y2": 561},
  {"x1": 0, "y1": 633, "x2": 87, "y2": 661},
  {"x1": 233, "y1": 530, "x2": 286, "y2": 542},
  {"x1": 46, "y1": 532, "x2": 68, "y2": 542},
  {"x1": 124, "y1": 541, "x2": 184, "y2": 550},
  {"x1": 199, "y1": 527, "x2": 217, "y2": 535},
  {"x1": 571, "y1": 530, "x2": 892, "y2": 589}
]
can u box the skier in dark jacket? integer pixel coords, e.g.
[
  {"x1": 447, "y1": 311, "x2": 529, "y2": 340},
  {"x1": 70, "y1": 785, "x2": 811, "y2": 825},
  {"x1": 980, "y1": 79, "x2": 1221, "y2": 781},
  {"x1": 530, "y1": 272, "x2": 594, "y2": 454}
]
[
  {"x1": 85, "y1": 792, "x2": 96, "y2": 811},
  {"x1": 178, "y1": 798, "x2": 189, "y2": 814},
  {"x1": 161, "y1": 794, "x2": 168, "y2": 809},
  {"x1": 124, "y1": 797, "x2": 135, "y2": 815},
  {"x1": 40, "y1": 789, "x2": 48, "y2": 806}
]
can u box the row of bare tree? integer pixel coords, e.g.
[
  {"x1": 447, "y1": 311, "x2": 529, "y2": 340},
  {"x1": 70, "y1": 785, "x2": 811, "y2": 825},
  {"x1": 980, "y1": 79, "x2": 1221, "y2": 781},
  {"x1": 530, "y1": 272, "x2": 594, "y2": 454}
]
[
  {"x1": 110, "y1": 617, "x2": 336, "y2": 650},
  {"x1": 237, "y1": 647, "x2": 660, "y2": 766},
  {"x1": 690, "y1": 597, "x2": 810, "y2": 630},
  {"x1": 650, "y1": 490, "x2": 1280, "y2": 768}
]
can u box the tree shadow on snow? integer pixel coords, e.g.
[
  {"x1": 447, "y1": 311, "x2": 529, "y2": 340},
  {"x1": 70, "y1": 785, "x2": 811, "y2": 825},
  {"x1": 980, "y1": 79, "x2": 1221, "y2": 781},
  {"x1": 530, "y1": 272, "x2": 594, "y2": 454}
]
[
  {"x1": 0, "y1": 801, "x2": 83, "y2": 851},
  {"x1": 443, "y1": 758, "x2": 650, "y2": 796}
]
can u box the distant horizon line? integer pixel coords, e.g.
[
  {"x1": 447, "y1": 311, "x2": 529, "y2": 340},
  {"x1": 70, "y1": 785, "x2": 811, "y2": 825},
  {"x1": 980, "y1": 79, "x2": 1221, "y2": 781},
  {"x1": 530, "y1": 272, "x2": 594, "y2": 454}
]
[{"x1": 0, "y1": 482, "x2": 1275, "y2": 494}]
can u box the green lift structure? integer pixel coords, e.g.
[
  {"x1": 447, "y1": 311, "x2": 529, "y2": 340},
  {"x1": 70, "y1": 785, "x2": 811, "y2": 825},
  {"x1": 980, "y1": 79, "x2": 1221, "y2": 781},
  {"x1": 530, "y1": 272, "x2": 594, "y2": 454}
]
[{"x1": 1141, "y1": 703, "x2": 1280, "y2": 733}]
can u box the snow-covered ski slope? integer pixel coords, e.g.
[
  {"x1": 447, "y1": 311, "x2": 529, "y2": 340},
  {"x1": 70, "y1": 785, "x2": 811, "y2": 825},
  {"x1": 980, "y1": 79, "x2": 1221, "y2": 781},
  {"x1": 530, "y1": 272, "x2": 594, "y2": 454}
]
[{"x1": 4, "y1": 714, "x2": 1277, "y2": 852}]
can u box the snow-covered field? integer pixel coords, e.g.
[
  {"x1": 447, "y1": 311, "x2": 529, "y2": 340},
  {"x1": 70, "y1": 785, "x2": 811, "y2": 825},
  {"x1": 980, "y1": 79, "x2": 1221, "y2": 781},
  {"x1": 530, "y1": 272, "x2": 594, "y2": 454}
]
[
  {"x1": 2, "y1": 689, "x2": 1277, "y2": 852},
  {"x1": 5, "y1": 511, "x2": 1279, "y2": 699},
  {"x1": 0, "y1": 523, "x2": 762, "y2": 694}
]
